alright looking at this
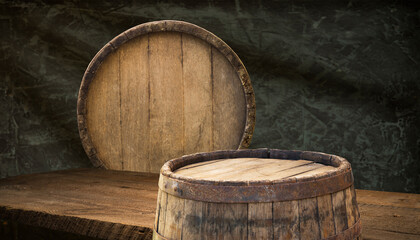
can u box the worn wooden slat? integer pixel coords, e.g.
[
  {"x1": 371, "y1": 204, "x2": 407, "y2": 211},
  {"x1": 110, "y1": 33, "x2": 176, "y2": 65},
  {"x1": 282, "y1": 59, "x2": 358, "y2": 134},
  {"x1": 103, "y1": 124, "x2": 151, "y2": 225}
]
[
  {"x1": 243, "y1": 161, "x2": 318, "y2": 181},
  {"x1": 176, "y1": 158, "x2": 266, "y2": 178},
  {"x1": 157, "y1": 191, "x2": 168, "y2": 236},
  {"x1": 202, "y1": 201, "x2": 216, "y2": 239},
  {"x1": 298, "y1": 197, "x2": 321, "y2": 239},
  {"x1": 332, "y1": 190, "x2": 349, "y2": 233},
  {"x1": 181, "y1": 199, "x2": 204, "y2": 239},
  {"x1": 182, "y1": 33, "x2": 213, "y2": 155},
  {"x1": 173, "y1": 158, "x2": 319, "y2": 181},
  {"x1": 317, "y1": 194, "x2": 336, "y2": 238},
  {"x1": 120, "y1": 35, "x2": 150, "y2": 172},
  {"x1": 212, "y1": 47, "x2": 246, "y2": 150},
  {"x1": 199, "y1": 202, "x2": 247, "y2": 239},
  {"x1": 345, "y1": 187, "x2": 357, "y2": 227},
  {"x1": 212, "y1": 203, "x2": 247, "y2": 240},
  {"x1": 293, "y1": 165, "x2": 336, "y2": 179},
  {"x1": 86, "y1": 51, "x2": 122, "y2": 170},
  {"x1": 248, "y1": 203, "x2": 273, "y2": 239},
  {"x1": 148, "y1": 32, "x2": 184, "y2": 173},
  {"x1": 273, "y1": 200, "x2": 300, "y2": 240},
  {"x1": 162, "y1": 194, "x2": 184, "y2": 239},
  {"x1": 176, "y1": 158, "x2": 266, "y2": 179}
]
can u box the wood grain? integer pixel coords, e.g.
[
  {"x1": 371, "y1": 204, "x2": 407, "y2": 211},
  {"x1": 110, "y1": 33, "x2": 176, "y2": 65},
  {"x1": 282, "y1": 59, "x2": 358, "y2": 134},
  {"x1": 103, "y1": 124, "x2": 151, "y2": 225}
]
[
  {"x1": 317, "y1": 194, "x2": 336, "y2": 238},
  {"x1": 148, "y1": 32, "x2": 184, "y2": 173},
  {"x1": 273, "y1": 200, "x2": 300, "y2": 240},
  {"x1": 120, "y1": 35, "x2": 150, "y2": 172},
  {"x1": 181, "y1": 199, "x2": 204, "y2": 239},
  {"x1": 298, "y1": 197, "x2": 321, "y2": 239},
  {"x1": 161, "y1": 194, "x2": 184, "y2": 239},
  {"x1": 173, "y1": 158, "x2": 334, "y2": 181},
  {"x1": 0, "y1": 169, "x2": 419, "y2": 240},
  {"x1": 182, "y1": 33, "x2": 213, "y2": 154},
  {"x1": 248, "y1": 203, "x2": 273, "y2": 239},
  {"x1": 80, "y1": 21, "x2": 254, "y2": 173},
  {"x1": 332, "y1": 190, "x2": 349, "y2": 233},
  {"x1": 212, "y1": 48, "x2": 246, "y2": 151},
  {"x1": 86, "y1": 51, "x2": 122, "y2": 170}
]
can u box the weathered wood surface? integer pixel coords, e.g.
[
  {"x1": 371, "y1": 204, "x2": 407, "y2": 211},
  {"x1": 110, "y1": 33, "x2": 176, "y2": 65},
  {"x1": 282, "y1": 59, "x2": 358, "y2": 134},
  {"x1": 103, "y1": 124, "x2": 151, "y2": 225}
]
[
  {"x1": 0, "y1": 169, "x2": 419, "y2": 240},
  {"x1": 78, "y1": 20, "x2": 255, "y2": 173},
  {"x1": 174, "y1": 157, "x2": 335, "y2": 181},
  {"x1": 0, "y1": 169, "x2": 158, "y2": 240},
  {"x1": 156, "y1": 150, "x2": 361, "y2": 239}
]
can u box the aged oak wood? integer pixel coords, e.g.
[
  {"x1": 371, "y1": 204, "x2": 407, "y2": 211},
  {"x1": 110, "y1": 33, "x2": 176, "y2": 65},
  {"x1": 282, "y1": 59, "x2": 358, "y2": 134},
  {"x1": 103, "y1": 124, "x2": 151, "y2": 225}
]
[
  {"x1": 155, "y1": 149, "x2": 361, "y2": 240},
  {"x1": 77, "y1": 20, "x2": 255, "y2": 173},
  {"x1": 0, "y1": 168, "x2": 419, "y2": 240}
]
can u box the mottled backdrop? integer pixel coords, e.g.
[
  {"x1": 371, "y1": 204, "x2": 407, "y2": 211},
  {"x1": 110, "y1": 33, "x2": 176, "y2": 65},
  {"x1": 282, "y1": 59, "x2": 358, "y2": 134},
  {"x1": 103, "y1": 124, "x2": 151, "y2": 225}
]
[{"x1": 0, "y1": 0, "x2": 419, "y2": 193}]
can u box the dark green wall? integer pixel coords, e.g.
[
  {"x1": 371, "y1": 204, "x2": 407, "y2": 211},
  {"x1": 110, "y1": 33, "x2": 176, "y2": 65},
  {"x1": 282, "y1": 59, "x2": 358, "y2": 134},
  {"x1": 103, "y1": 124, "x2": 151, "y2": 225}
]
[{"x1": 0, "y1": 0, "x2": 419, "y2": 193}]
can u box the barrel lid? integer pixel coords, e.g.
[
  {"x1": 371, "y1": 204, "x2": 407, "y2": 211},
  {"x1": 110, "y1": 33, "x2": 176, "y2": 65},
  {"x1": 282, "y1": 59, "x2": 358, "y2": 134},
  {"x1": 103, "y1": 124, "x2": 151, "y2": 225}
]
[
  {"x1": 159, "y1": 149, "x2": 353, "y2": 203},
  {"x1": 173, "y1": 158, "x2": 336, "y2": 182},
  {"x1": 77, "y1": 20, "x2": 255, "y2": 172}
]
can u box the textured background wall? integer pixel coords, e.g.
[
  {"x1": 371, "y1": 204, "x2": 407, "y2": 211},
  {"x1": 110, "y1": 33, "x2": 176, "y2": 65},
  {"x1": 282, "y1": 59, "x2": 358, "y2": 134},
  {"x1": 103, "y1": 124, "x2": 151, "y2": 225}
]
[{"x1": 0, "y1": 0, "x2": 419, "y2": 193}]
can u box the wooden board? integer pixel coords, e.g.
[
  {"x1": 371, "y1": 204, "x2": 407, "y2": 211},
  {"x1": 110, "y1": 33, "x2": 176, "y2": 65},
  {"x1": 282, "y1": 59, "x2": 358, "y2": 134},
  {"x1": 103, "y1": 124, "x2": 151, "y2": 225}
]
[
  {"x1": 78, "y1": 20, "x2": 255, "y2": 173},
  {"x1": 173, "y1": 158, "x2": 335, "y2": 181},
  {"x1": 0, "y1": 169, "x2": 419, "y2": 240}
]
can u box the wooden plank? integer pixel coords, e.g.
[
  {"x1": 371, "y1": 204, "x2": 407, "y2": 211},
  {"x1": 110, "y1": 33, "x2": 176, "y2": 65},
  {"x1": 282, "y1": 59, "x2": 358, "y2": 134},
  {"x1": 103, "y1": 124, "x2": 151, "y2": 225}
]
[
  {"x1": 358, "y1": 202, "x2": 420, "y2": 240},
  {"x1": 202, "y1": 201, "x2": 216, "y2": 239},
  {"x1": 298, "y1": 197, "x2": 321, "y2": 239},
  {"x1": 198, "y1": 202, "x2": 247, "y2": 240},
  {"x1": 345, "y1": 187, "x2": 357, "y2": 227},
  {"x1": 181, "y1": 199, "x2": 204, "y2": 239},
  {"x1": 234, "y1": 160, "x2": 314, "y2": 181},
  {"x1": 331, "y1": 190, "x2": 348, "y2": 233},
  {"x1": 248, "y1": 203, "x2": 273, "y2": 239},
  {"x1": 175, "y1": 159, "x2": 223, "y2": 171},
  {"x1": 154, "y1": 189, "x2": 162, "y2": 232},
  {"x1": 293, "y1": 165, "x2": 336, "y2": 179},
  {"x1": 217, "y1": 203, "x2": 247, "y2": 240},
  {"x1": 317, "y1": 194, "x2": 336, "y2": 238},
  {"x1": 182, "y1": 34, "x2": 213, "y2": 155},
  {"x1": 86, "y1": 51, "x2": 122, "y2": 170},
  {"x1": 0, "y1": 169, "x2": 158, "y2": 239},
  {"x1": 264, "y1": 162, "x2": 325, "y2": 181},
  {"x1": 162, "y1": 194, "x2": 184, "y2": 239},
  {"x1": 174, "y1": 158, "x2": 316, "y2": 181},
  {"x1": 119, "y1": 35, "x2": 150, "y2": 172},
  {"x1": 212, "y1": 47, "x2": 246, "y2": 150},
  {"x1": 1, "y1": 170, "x2": 420, "y2": 240},
  {"x1": 176, "y1": 158, "x2": 267, "y2": 179},
  {"x1": 157, "y1": 191, "x2": 168, "y2": 235},
  {"x1": 273, "y1": 200, "x2": 300, "y2": 240},
  {"x1": 148, "y1": 32, "x2": 184, "y2": 173},
  {"x1": 356, "y1": 189, "x2": 420, "y2": 209}
]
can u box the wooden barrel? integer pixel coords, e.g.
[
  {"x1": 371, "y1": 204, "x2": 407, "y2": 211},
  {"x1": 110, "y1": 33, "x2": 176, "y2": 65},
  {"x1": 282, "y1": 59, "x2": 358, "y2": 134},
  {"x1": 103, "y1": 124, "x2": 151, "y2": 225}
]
[
  {"x1": 154, "y1": 149, "x2": 361, "y2": 240},
  {"x1": 77, "y1": 20, "x2": 255, "y2": 173}
]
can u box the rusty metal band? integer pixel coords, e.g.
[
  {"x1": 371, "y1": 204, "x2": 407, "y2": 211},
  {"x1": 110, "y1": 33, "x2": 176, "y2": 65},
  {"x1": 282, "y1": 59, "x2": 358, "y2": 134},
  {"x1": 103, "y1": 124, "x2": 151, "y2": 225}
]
[
  {"x1": 153, "y1": 229, "x2": 170, "y2": 240},
  {"x1": 159, "y1": 168, "x2": 353, "y2": 203},
  {"x1": 325, "y1": 218, "x2": 362, "y2": 240}
]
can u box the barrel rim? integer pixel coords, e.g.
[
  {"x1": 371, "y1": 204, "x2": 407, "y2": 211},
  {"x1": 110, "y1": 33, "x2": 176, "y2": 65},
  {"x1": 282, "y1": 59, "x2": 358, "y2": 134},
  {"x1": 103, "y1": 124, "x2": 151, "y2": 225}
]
[
  {"x1": 158, "y1": 148, "x2": 354, "y2": 202},
  {"x1": 77, "y1": 20, "x2": 256, "y2": 168}
]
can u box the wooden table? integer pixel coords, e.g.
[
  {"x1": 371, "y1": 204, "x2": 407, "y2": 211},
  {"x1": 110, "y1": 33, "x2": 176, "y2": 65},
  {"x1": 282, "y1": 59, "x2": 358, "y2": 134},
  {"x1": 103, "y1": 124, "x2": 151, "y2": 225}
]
[{"x1": 0, "y1": 168, "x2": 419, "y2": 240}]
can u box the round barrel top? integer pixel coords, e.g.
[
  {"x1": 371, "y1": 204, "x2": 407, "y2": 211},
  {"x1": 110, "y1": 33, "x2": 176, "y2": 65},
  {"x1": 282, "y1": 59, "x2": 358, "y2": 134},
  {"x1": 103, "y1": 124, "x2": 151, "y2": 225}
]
[
  {"x1": 159, "y1": 149, "x2": 354, "y2": 203},
  {"x1": 173, "y1": 158, "x2": 336, "y2": 182},
  {"x1": 77, "y1": 20, "x2": 255, "y2": 173}
]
